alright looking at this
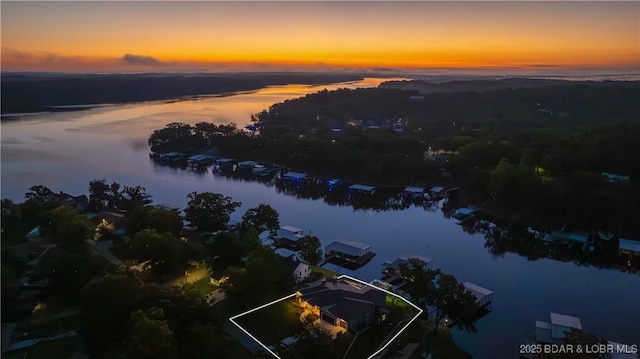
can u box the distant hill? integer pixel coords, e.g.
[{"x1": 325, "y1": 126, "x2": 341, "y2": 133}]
[{"x1": 0, "y1": 72, "x2": 365, "y2": 115}]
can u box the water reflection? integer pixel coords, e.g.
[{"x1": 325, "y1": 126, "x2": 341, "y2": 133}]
[{"x1": 153, "y1": 158, "x2": 640, "y2": 274}]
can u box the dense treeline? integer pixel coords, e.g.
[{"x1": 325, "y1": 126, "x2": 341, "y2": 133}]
[
  {"x1": 149, "y1": 81, "x2": 640, "y2": 235},
  {"x1": 0, "y1": 182, "x2": 300, "y2": 358},
  {"x1": 254, "y1": 81, "x2": 639, "y2": 139},
  {"x1": 1, "y1": 72, "x2": 365, "y2": 114}
]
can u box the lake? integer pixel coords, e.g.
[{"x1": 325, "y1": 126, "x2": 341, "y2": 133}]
[{"x1": 1, "y1": 77, "x2": 638, "y2": 358}]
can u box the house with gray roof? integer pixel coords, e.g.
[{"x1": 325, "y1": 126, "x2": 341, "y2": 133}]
[{"x1": 299, "y1": 278, "x2": 387, "y2": 332}]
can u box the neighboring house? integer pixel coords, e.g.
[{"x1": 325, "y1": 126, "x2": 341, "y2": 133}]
[
  {"x1": 280, "y1": 253, "x2": 310, "y2": 283},
  {"x1": 49, "y1": 192, "x2": 89, "y2": 212},
  {"x1": 260, "y1": 225, "x2": 307, "y2": 249},
  {"x1": 87, "y1": 211, "x2": 129, "y2": 238},
  {"x1": 299, "y1": 278, "x2": 387, "y2": 332},
  {"x1": 180, "y1": 224, "x2": 211, "y2": 242},
  {"x1": 433, "y1": 154, "x2": 450, "y2": 169}
]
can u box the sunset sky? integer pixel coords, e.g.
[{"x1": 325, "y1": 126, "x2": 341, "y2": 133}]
[{"x1": 2, "y1": 1, "x2": 639, "y2": 74}]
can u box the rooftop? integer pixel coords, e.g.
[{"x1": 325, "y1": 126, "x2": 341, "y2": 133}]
[
  {"x1": 383, "y1": 256, "x2": 433, "y2": 270},
  {"x1": 326, "y1": 240, "x2": 372, "y2": 256},
  {"x1": 349, "y1": 184, "x2": 376, "y2": 192},
  {"x1": 463, "y1": 281, "x2": 493, "y2": 301},
  {"x1": 281, "y1": 172, "x2": 307, "y2": 180},
  {"x1": 403, "y1": 186, "x2": 425, "y2": 193},
  {"x1": 619, "y1": 238, "x2": 640, "y2": 253}
]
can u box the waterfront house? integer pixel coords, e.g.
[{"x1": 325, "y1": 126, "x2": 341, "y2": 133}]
[
  {"x1": 298, "y1": 278, "x2": 387, "y2": 332},
  {"x1": 534, "y1": 312, "x2": 582, "y2": 344},
  {"x1": 348, "y1": 184, "x2": 376, "y2": 195},
  {"x1": 260, "y1": 225, "x2": 307, "y2": 249},
  {"x1": 325, "y1": 240, "x2": 375, "y2": 268},
  {"x1": 87, "y1": 211, "x2": 129, "y2": 238}
]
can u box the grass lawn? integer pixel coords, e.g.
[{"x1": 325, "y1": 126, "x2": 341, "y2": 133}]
[
  {"x1": 310, "y1": 266, "x2": 339, "y2": 279},
  {"x1": 234, "y1": 299, "x2": 302, "y2": 346},
  {"x1": 183, "y1": 277, "x2": 216, "y2": 296},
  {"x1": 345, "y1": 295, "x2": 421, "y2": 359}
]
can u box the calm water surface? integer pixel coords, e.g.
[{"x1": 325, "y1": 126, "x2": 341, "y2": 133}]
[{"x1": 1, "y1": 77, "x2": 638, "y2": 358}]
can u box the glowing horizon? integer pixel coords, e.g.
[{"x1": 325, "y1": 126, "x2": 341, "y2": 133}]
[{"x1": 2, "y1": 1, "x2": 638, "y2": 74}]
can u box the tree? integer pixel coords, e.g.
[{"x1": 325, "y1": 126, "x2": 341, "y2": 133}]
[
  {"x1": 398, "y1": 258, "x2": 479, "y2": 336},
  {"x1": 1, "y1": 199, "x2": 25, "y2": 245},
  {"x1": 241, "y1": 203, "x2": 280, "y2": 235},
  {"x1": 220, "y1": 246, "x2": 293, "y2": 310},
  {"x1": 132, "y1": 229, "x2": 181, "y2": 275},
  {"x1": 210, "y1": 232, "x2": 242, "y2": 270},
  {"x1": 398, "y1": 258, "x2": 439, "y2": 310},
  {"x1": 431, "y1": 273, "x2": 479, "y2": 335},
  {"x1": 129, "y1": 206, "x2": 183, "y2": 237},
  {"x1": 80, "y1": 273, "x2": 145, "y2": 355},
  {"x1": 44, "y1": 205, "x2": 93, "y2": 250},
  {"x1": 148, "y1": 122, "x2": 194, "y2": 147},
  {"x1": 184, "y1": 192, "x2": 241, "y2": 231},
  {"x1": 108, "y1": 181, "x2": 122, "y2": 209},
  {"x1": 299, "y1": 236, "x2": 322, "y2": 266},
  {"x1": 89, "y1": 179, "x2": 111, "y2": 211},
  {"x1": 487, "y1": 159, "x2": 541, "y2": 212},
  {"x1": 554, "y1": 328, "x2": 612, "y2": 359},
  {"x1": 239, "y1": 226, "x2": 261, "y2": 253},
  {"x1": 124, "y1": 307, "x2": 178, "y2": 359},
  {"x1": 24, "y1": 185, "x2": 54, "y2": 207},
  {"x1": 120, "y1": 185, "x2": 150, "y2": 213}
]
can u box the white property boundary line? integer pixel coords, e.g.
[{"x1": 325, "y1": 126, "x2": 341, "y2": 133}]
[{"x1": 228, "y1": 274, "x2": 424, "y2": 359}]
